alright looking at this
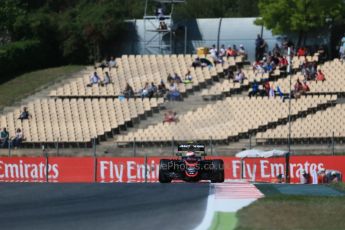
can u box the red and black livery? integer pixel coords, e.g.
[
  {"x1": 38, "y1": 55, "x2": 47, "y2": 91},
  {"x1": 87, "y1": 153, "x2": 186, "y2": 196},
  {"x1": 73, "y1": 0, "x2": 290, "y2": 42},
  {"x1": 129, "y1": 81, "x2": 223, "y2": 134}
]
[{"x1": 159, "y1": 143, "x2": 224, "y2": 183}]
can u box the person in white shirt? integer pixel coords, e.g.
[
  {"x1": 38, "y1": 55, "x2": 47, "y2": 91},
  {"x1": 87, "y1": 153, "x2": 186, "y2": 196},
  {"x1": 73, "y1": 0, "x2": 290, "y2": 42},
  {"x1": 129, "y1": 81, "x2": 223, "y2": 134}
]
[
  {"x1": 108, "y1": 56, "x2": 117, "y2": 68},
  {"x1": 102, "y1": 71, "x2": 111, "y2": 85},
  {"x1": 219, "y1": 44, "x2": 226, "y2": 58},
  {"x1": 12, "y1": 128, "x2": 24, "y2": 148},
  {"x1": 87, "y1": 72, "x2": 100, "y2": 86},
  {"x1": 209, "y1": 44, "x2": 218, "y2": 61},
  {"x1": 234, "y1": 69, "x2": 246, "y2": 84}
]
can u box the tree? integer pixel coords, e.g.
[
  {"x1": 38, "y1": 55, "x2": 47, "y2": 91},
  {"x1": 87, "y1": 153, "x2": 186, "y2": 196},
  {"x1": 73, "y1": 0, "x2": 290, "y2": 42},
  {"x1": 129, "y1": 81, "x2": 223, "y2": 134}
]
[
  {"x1": 0, "y1": 0, "x2": 26, "y2": 39},
  {"x1": 257, "y1": 0, "x2": 345, "y2": 46}
]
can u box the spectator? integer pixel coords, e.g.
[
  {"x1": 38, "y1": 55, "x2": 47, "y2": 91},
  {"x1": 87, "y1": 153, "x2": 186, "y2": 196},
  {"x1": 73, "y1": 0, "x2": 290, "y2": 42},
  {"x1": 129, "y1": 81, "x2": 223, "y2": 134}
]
[
  {"x1": 184, "y1": 70, "x2": 193, "y2": 84},
  {"x1": 11, "y1": 128, "x2": 24, "y2": 148},
  {"x1": 302, "y1": 81, "x2": 310, "y2": 93},
  {"x1": 159, "y1": 21, "x2": 167, "y2": 30},
  {"x1": 98, "y1": 59, "x2": 108, "y2": 70},
  {"x1": 163, "y1": 110, "x2": 178, "y2": 124},
  {"x1": 18, "y1": 107, "x2": 31, "y2": 120},
  {"x1": 0, "y1": 127, "x2": 9, "y2": 148},
  {"x1": 167, "y1": 73, "x2": 173, "y2": 83},
  {"x1": 148, "y1": 82, "x2": 157, "y2": 98},
  {"x1": 232, "y1": 44, "x2": 238, "y2": 54},
  {"x1": 192, "y1": 57, "x2": 202, "y2": 68},
  {"x1": 317, "y1": 45, "x2": 327, "y2": 63},
  {"x1": 278, "y1": 55, "x2": 288, "y2": 71},
  {"x1": 102, "y1": 71, "x2": 111, "y2": 86},
  {"x1": 330, "y1": 171, "x2": 339, "y2": 183},
  {"x1": 123, "y1": 83, "x2": 134, "y2": 98},
  {"x1": 253, "y1": 60, "x2": 265, "y2": 76},
  {"x1": 299, "y1": 169, "x2": 310, "y2": 184},
  {"x1": 234, "y1": 69, "x2": 246, "y2": 84},
  {"x1": 255, "y1": 34, "x2": 265, "y2": 61},
  {"x1": 316, "y1": 69, "x2": 326, "y2": 82},
  {"x1": 226, "y1": 69, "x2": 234, "y2": 80},
  {"x1": 226, "y1": 46, "x2": 237, "y2": 57},
  {"x1": 263, "y1": 80, "x2": 271, "y2": 96},
  {"x1": 158, "y1": 80, "x2": 167, "y2": 96},
  {"x1": 87, "y1": 72, "x2": 101, "y2": 87},
  {"x1": 209, "y1": 44, "x2": 222, "y2": 64},
  {"x1": 156, "y1": 6, "x2": 165, "y2": 21},
  {"x1": 248, "y1": 80, "x2": 259, "y2": 97},
  {"x1": 140, "y1": 82, "x2": 150, "y2": 99},
  {"x1": 262, "y1": 61, "x2": 274, "y2": 73},
  {"x1": 209, "y1": 44, "x2": 218, "y2": 60},
  {"x1": 269, "y1": 84, "x2": 275, "y2": 98},
  {"x1": 272, "y1": 43, "x2": 281, "y2": 55},
  {"x1": 219, "y1": 44, "x2": 226, "y2": 58},
  {"x1": 238, "y1": 44, "x2": 247, "y2": 59},
  {"x1": 297, "y1": 47, "x2": 307, "y2": 57},
  {"x1": 293, "y1": 79, "x2": 303, "y2": 98},
  {"x1": 339, "y1": 40, "x2": 345, "y2": 61},
  {"x1": 317, "y1": 170, "x2": 327, "y2": 184},
  {"x1": 166, "y1": 81, "x2": 181, "y2": 101},
  {"x1": 108, "y1": 56, "x2": 117, "y2": 68},
  {"x1": 173, "y1": 72, "x2": 182, "y2": 83}
]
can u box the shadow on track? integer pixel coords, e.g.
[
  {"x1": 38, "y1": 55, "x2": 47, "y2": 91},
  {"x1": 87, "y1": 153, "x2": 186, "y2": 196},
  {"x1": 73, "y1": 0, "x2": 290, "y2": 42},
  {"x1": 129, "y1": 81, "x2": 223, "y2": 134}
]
[{"x1": 0, "y1": 183, "x2": 210, "y2": 230}]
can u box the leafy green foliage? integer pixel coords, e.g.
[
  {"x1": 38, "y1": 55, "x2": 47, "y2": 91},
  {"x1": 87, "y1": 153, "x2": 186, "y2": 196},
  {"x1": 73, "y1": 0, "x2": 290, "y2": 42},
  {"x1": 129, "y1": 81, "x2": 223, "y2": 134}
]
[
  {"x1": 0, "y1": 40, "x2": 55, "y2": 83},
  {"x1": 0, "y1": 0, "x2": 26, "y2": 33},
  {"x1": 257, "y1": 0, "x2": 345, "y2": 35},
  {"x1": 0, "y1": 0, "x2": 260, "y2": 68}
]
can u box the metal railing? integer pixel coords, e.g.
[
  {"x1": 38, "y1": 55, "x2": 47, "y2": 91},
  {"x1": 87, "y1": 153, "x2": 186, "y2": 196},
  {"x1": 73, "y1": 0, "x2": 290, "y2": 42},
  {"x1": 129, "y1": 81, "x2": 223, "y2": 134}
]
[{"x1": 1, "y1": 134, "x2": 345, "y2": 157}]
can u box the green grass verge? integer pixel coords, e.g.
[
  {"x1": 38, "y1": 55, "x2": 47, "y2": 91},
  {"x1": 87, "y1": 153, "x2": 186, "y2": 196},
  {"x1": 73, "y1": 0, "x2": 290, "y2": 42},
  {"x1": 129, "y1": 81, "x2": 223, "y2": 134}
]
[
  {"x1": 235, "y1": 195, "x2": 345, "y2": 230},
  {"x1": 0, "y1": 65, "x2": 84, "y2": 110},
  {"x1": 254, "y1": 183, "x2": 281, "y2": 196},
  {"x1": 328, "y1": 182, "x2": 345, "y2": 193},
  {"x1": 209, "y1": 212, "x2": 237, "y2": 230}
]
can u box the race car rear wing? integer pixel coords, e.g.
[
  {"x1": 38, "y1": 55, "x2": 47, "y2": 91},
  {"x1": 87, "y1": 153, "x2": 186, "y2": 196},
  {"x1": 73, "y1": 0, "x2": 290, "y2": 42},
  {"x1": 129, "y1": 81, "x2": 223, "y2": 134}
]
[{"x1": 177, "y1": 144, "x2": 205, "y2": 152}]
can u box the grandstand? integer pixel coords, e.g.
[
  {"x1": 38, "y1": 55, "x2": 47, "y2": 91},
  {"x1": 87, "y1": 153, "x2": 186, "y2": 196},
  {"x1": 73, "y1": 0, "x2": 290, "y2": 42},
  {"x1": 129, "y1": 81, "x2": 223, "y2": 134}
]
[
  {"x1": 1, "y1": 50, "x2": 345, "y2": 156},
  {"x1": 256, "y1": 103, "x2": 345, "y2": 144}
]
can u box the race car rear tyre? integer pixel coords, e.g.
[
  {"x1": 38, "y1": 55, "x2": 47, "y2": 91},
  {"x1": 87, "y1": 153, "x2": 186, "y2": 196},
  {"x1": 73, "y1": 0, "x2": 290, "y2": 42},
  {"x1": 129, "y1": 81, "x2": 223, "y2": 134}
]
[
  {"x1": 211, "y1": 160, "x2": 224, "y2": 183},
  {"x1": 159, "y1": 160, "x2": 172, "y2": 183}
]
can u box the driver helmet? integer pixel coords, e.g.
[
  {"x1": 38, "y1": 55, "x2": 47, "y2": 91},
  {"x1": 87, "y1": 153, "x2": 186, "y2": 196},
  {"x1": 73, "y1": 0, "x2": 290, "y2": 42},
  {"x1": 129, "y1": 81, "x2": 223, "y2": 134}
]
[{"x1": 186, "y1": 151, "x2": 195, "y2": 157}]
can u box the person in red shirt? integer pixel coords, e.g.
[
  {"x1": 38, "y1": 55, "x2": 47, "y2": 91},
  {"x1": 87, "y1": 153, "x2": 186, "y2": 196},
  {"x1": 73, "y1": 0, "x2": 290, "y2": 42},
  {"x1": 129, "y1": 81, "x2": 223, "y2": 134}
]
[
  {"x1": 297, "y1": 47, "x2": 306, "y2": 57},
  {"x1": 316, "y1": 69, "x2": 326, "y2": 81},
  {"x1": 279, "y1": 56, "x2": 288, "y2": 70},
  {"x1": 302, "y1": 81, "x2": 310, "y2": 93},
  {"x1": 227, "y1": 47, "x2": 237, "y2": 57}
]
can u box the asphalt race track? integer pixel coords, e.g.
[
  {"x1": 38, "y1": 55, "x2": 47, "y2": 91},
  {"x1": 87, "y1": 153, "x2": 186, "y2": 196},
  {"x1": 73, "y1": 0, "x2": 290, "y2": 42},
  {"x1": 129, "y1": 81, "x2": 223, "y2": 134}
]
[{"x1": 0, "y1": 183, "x2": 209, "y2": 230}]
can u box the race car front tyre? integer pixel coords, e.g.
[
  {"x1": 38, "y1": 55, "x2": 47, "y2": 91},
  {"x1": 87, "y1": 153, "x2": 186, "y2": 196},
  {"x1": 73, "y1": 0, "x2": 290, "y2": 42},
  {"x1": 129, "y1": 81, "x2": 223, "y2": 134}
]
[
  {"x1": 159, "y1": 159, "x2": 172, "y2": 183},
  {"x1": 211, "y1": 159, "x2": 224, "y2": 183}
]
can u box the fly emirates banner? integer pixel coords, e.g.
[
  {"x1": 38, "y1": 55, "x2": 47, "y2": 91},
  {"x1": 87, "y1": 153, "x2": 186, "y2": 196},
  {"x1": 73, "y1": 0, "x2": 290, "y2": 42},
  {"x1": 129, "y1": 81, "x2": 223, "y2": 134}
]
[{"x1": 0, "y1": 156, "x2": 344, "y2": 183}]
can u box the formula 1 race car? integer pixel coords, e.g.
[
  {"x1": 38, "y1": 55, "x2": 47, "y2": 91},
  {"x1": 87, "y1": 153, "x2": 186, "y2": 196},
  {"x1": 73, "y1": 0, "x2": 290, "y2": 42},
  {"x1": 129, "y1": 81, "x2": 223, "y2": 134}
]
[{"x1": 159, "y1": 143, "x2": 224, "y2": 183}]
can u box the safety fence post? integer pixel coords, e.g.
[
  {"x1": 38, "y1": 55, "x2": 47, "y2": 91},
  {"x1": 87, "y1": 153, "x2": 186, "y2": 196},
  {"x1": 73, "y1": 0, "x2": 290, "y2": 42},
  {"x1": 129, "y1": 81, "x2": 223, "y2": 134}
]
[
  {"x1": 209, "y1": 136, "x2": 213, "y2": 156},
  {"x1": 144, "y1": 153, "x2": 148, "y2": 183},
  {"x1": 92, "y1": 137, "x2": 97, "y2": 157},
  {"x1": 171, "y1": 137, "x2": 175, "y2": 156},
  {"x1": 44, "y1": 146, "x2": 49, "y2": 183},
  {"x1": 56, "y1": 138, "x2": 60, "y2": 156},
  {"x1": 93, "y1": 138, "x2": 97, "y2": 183},
  {"x1": 133, "y1": 137, "x2": 137, "y2": 157},
  {"x1": 8, "y1": 140, "x2": 11, "y2": 157},
  {"x1": 94, "y1": 157, "x2": 97, "y2": 182},
  {"x1": 332, "y1": 131, "x2": 335, "y2": 156}
]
